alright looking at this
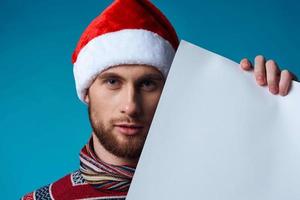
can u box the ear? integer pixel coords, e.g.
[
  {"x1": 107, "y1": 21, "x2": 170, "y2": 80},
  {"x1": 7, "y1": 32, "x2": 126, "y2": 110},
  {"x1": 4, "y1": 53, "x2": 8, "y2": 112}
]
[{"x1": 84, "y1": 90, "x2": 90, "y2": 104}]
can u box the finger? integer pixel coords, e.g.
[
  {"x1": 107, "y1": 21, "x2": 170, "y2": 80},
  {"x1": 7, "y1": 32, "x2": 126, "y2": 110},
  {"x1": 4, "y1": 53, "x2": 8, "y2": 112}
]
[
  {"x1": 266, "y1": 60, "x2": 280, "y2": 94},
  {"x1": 240, "y1": 58, "x2": 252, "y2": 71},
  {"x1": 279, "y1": 70, "x2": 293, "y2": 96},
  {"x1": 254, "y1": 55, "x2": 267, "y2": 86}
]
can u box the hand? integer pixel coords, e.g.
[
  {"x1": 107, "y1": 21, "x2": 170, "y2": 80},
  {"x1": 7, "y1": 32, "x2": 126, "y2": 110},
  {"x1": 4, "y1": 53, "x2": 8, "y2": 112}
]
[{"x1": 240, "y1": 55, "x2": 294, "y2": 96}]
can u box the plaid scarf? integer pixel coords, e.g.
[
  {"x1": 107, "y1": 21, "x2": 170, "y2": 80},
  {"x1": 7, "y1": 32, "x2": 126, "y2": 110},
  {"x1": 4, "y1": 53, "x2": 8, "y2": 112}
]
[{"x1": 79, "y1": 139, "x2": 136, "y2": 192}]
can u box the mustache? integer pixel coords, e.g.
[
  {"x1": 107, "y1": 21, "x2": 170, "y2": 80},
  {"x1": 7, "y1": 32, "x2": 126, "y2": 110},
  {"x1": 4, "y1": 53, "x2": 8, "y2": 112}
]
[{"x1": 110, "y1": 117, "x2": 145, "y2": 125}]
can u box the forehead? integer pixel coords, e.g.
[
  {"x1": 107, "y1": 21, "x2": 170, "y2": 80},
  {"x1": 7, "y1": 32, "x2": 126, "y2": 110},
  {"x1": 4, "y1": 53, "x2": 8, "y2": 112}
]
[{"x1": 99, "y1": 65, "x2": 164, "y2": 79}]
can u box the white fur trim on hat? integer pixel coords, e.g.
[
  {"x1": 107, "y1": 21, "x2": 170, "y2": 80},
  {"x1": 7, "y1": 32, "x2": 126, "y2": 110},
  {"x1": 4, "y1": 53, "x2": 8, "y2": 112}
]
[{"x1": 73, "y1": 29, "x2": 176, "y2": 103}]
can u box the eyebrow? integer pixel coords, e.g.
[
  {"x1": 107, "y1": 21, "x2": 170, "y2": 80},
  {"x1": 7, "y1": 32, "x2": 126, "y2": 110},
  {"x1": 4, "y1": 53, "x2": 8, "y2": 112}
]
[
  {"x1": 98, "y1": 72, "x2": 165, "y2": 82},
  {"x1": 137, "y1": 73, "x2": 165, "y2": 82},
  {"x1": 98, "y1": 72, "x2": 123, "y2": 80}
]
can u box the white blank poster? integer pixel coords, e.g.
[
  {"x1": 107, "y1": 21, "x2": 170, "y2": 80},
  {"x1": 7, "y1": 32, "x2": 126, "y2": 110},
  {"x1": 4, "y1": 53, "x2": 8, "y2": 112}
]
[{"x1": 126, "y1": 40, "x2": 300, "y2": 200}]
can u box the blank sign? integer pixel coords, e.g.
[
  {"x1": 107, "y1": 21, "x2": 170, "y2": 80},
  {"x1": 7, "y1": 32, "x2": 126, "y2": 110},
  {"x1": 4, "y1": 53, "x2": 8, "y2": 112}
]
[{"x1": 126, "y1": 41, "x2": 300, "y2": 200}]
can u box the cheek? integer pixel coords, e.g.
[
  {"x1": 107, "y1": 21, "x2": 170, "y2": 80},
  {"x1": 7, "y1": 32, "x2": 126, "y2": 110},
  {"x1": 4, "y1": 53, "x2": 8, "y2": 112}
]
[
  {"x1": 90, "y1": 93, "x2": 118, "y2": 121},
  {"x1": 143, "y1": 93, "x2": 161, "y2": 117}
]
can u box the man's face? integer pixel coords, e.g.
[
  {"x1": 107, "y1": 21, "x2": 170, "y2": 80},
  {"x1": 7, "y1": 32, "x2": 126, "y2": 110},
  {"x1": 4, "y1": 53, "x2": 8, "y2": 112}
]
[{"x1": 85, "y1": 65, "x2": 165, "y2": 160}]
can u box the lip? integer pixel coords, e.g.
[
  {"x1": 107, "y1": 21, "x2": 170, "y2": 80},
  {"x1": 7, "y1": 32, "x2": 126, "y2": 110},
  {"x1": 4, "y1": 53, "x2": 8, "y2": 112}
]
[{"x1": 114, "y1": 123, "x2": 144, "y2": 136}]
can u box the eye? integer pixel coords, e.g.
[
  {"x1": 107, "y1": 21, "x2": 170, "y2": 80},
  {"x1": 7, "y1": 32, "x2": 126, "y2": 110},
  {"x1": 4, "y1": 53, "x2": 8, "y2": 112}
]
[
  {"x1": 107, "y1": 79, "x2": 117, "y2": 84},
  {"x1": 140, "y1": 80, "x2": 157, "y2": 91},
  {"x1": 104, "y1": 78, "x2": 121, "y2": 89}
]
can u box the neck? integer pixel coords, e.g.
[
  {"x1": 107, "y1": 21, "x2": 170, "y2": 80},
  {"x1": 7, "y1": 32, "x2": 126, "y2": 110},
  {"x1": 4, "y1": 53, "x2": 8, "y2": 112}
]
[{"x1": 92, "y1": 133, "x2": 138, "y2": 166}]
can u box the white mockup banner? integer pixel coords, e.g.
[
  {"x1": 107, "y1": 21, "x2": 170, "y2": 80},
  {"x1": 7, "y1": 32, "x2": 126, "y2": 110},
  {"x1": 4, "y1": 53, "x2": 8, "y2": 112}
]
[{"x1": 126, "y1": 40, "x2": 300, "y2": 200}]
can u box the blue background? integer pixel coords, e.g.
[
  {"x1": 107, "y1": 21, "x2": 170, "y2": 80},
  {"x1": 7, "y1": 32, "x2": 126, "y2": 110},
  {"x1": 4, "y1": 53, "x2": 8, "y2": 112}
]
[{"x1": 1, "y1": 0, "x2": 299, "y2": 199}]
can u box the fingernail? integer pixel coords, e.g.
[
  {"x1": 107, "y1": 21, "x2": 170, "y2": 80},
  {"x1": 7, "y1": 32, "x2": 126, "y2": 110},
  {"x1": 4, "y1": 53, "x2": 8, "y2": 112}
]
[
  {"x1": 244, "y1": 60, "x2": 249, "y2": 66},
  {"x1": 270, "y1": 85, "x2": 278, "y2": 94},
  {"x1": 257, "y1": 75, "x2": 265, "y2": 84},
  {"x1": 284, "y1": 87, "x2": 289, "y2": 96}
]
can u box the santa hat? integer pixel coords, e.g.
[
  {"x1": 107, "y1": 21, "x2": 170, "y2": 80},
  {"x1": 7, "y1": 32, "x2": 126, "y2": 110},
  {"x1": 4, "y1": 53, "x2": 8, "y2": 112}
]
[{"x1": 72, "y1": 0, "x2": 179, "y2": 102}]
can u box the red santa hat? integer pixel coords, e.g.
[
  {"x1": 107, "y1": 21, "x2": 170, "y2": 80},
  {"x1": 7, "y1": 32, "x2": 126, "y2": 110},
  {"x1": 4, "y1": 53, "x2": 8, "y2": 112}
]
[{"x1": 72, "y1": 0, "x2": 179, "y2": 102}]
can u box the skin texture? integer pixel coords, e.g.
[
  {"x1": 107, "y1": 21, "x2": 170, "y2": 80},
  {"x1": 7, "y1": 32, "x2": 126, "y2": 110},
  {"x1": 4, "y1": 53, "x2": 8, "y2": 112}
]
[
  {"x1": 85, "y1": 59, "x2": 294, "y2": 166},
  {"x1": 85, "y1": 65, "x2": 165, "y2": 166},
  {"x1": 240, "y1": 55, "x2": 294, "y2": 96}
]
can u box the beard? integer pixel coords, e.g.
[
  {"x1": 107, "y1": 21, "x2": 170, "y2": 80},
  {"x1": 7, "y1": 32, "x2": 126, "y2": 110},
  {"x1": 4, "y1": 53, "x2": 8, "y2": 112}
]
[{"x1": 88, "y1": 105, "x2": 148, "y2": 160}]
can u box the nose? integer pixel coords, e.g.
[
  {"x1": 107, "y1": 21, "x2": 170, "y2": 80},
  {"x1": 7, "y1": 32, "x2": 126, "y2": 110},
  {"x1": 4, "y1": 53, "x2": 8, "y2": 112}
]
[{"x1": 120, "y1": 85, "x2": 141, "y2": 117}]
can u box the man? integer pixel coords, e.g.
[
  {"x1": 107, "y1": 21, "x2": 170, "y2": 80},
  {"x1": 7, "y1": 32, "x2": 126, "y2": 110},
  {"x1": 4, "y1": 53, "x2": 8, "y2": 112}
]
[{"x1": 22, "y1": 0, "x2": 294, "y2": 199}]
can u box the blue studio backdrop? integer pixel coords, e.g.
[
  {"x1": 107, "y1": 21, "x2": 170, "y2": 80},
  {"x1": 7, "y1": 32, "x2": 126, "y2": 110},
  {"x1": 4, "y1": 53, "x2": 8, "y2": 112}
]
[{"x1": 1, "y1": 0, "x2": 299, "y2": 199}]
